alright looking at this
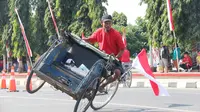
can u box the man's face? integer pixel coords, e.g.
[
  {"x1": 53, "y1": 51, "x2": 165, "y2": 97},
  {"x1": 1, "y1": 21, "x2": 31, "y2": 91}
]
[
  {"x1": 102, "y1": 21, "x2": 112, "y2": 32},
  {"x1": 184, "y1": 54, "x2": 188, "y2": 58}
]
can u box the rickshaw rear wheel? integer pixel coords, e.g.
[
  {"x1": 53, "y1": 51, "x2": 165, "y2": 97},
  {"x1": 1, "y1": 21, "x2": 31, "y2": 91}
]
[
  {"x1": 74, "y1": 78, "x2": 100, "y2": 112},
  {"x1": 26, "y1": 70, "x2": 46, "y2": 94}
]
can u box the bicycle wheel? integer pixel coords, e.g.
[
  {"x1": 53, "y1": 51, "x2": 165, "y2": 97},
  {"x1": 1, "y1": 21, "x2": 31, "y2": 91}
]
[
  {"x1": 74, "y1": 78, "x2": 100, "y2": 112},
  {"x1": 26, "y1": 70, "x2": 46, "y2": 94},
  {"x1": 90, "y1": 77, "x2": 119, "y2": 110},
  {"x1": 124, "y1": 71, "x2": 132, "y2": 88}
]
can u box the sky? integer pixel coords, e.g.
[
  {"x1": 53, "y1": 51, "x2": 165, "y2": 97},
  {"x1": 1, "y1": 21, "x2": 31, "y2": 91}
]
[{"x1": 104, "y1": 0, "x2": 147, "y2": 25}]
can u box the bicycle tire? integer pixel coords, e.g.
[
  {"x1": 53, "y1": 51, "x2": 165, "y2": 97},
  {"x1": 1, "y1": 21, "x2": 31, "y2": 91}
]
[
  {"x1": 90, "y1": 78, "x2": 119, "y2": 110},
  {"x1": 124, "y1": 71, "x2": 132, "y2": 88},
  {"x1": 26, "y1": 70, "x2": 46, "y2": 94},
  {"x1": 74, "y1": 78, "x2": 100, "y2": 112}
]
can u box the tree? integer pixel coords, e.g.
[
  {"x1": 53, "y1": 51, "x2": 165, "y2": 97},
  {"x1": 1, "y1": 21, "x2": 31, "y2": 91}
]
[
  {"x1": 140, "y1": 0, "x2": 200, "y2": 52},
  {"x1": 126, "y1": 17, "x2": 148, "y2": 54},
  {"x1": 0, "y1": 0, "x2": 9, "y2": 71},
  {"x1": 44, "y1": 0, "x2": 57, "y2": 36},
  {"x1": 69, "y1": 0, "x2": 108, "y2": 36},
  {"x1": 54, "y1": 0, "x2": 77, "y2": 30},
  {"x1": 0, "y1": 0, "x2": 9, "y2": 31},
  {"x1": 112, "y1": 12, "x2": 148, "y2": 55},
  {"x1": 87, "y1": 0, "x2": 107, "y2": 32},
  {"x1": 68, "y1": 0, "x2": 92, "y2": 37},
  {"x1": 112, "y1": 11, "x2": 127, "y2": 26},
  {"x1": 31, "y1": 0, "x2": 48, "y2": 55},
  {"x1": 8, "y1": 0, "x2": 31, "y2": 72}
]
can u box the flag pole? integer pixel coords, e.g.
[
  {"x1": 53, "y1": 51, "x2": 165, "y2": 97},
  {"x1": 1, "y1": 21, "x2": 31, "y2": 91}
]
[
  {"x1": 47, "y1": 0, "x2": 61, "y2": 39},
  {"x1": 14, "y1": 8, "x2": 33, "y2": 67},
  {"x1": 166, "y1": 0, "x2": 179, "y2": 72},
  {"x1": 172, "y1": 31, "x2": 179, "y2": 72}
]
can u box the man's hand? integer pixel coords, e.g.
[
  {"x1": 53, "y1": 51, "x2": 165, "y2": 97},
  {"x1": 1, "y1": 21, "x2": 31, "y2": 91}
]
[
  {"x1": 110, "y1": 53, "x2": 115, "y2": 57},
  {"x1": 116, "y1": 48, "x2": 125, "y2": 58}
]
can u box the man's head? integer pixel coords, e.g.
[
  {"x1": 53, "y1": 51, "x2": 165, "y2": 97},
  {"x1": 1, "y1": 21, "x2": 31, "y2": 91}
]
[
  {"x1": 184, "y1": 52, "x2": 189, "y2": 57},
  {"x1": 101, "y1": 14, "x2": 112, "y2": 32}
]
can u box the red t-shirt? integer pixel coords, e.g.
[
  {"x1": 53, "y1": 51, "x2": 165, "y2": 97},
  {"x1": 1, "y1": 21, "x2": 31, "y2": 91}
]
[
  {"x1": 121, "y1": 49, "x2": 130, "y2": 62},
  {"x1": 88, "y1": 28, "x2": 125, "y2": 60},
  {"x1": 182, "y1": 56, "x2": 192, "y2": 66}
]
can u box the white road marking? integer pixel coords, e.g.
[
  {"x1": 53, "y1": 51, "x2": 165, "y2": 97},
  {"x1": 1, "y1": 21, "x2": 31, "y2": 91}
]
[
  {"x1": 108, "y1": 103, "x2": 198, "y2": 112},
  {"x1": 16, "y1": 102, "x2": 74, "y2": 107},
  {"x1": 0, "y1": 95, "x2": 198, "y2": 112}
]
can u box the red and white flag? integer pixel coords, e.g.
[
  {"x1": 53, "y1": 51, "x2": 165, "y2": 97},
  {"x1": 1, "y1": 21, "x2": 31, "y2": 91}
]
[
  {"x1": 166, "y1": 0, "x2": 175, "y2": 31},
  {"x1": 132, "y1": 49, "x2": 170, "y2": 96},
  {"x1": 15, "y1": 8, "x2": 32, "y2": 57}
]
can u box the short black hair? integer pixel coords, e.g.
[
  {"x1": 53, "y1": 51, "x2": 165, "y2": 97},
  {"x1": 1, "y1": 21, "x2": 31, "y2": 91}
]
[{"x1": 184, "y1": 52, "x2": 189, "y2": 55}]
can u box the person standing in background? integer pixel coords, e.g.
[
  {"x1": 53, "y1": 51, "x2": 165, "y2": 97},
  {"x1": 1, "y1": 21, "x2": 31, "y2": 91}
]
[
  {"x1": 172, "y1": 43, "x2": 181, "y2": 72},
  {"x1": 160, "y1": 43, "x2": 170, "y2": 73}
]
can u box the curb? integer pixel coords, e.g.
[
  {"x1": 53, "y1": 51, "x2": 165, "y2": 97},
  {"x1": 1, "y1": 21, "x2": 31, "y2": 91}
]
[
  {"x1": 1, "y1": 72, "x2": 200, "y2": 89},
  {"x1": 125, "y1": 79, "x2": 200, "y2": 89}
]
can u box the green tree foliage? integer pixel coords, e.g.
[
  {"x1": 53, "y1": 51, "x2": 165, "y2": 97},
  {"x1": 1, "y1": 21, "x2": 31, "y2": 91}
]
[
  {"x1": 112, "y1": 11, "x2": 148, "y2": 54},
  {"x1": 112, "y1": 11, "x2": 127, "y2": 26},
  {"x1": 8, "y1": 0, "x2": 31, "y2": 58},
  {"x1": 140, "y1": 0, "x2": 200, "y2": 51},
  {"x1": 44, "y1": 0, "x2": 57, "y2": 36},
  {"x1": 126, "y1": 17, "x2": 148, "y2": 54},
  {"x1": 68, "y1": 0, "x2": 92, "y2": 37},
  {"x1": 87, "y1": 0, "x2": 107, "y2": 32},
  {"x1": 0, "y1": 0, "x2": 9, "y2": 31},
  {"x1": 31, "y1": 0, "x2": 48, "y2": 55},
  {"x1": 55, "y1": 0, "x2": 77, "y2": 30},
  {"x1": 0, "y1": 0, "x2": 9, "y2": 55},
  {"x1": 69, "y1": 0, "x2": 107, "y2": 36}
]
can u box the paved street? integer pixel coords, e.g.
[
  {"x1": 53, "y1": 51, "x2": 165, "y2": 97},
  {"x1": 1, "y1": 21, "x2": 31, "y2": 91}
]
[{"x1": 0, "y1": 87, "x2": 200, "y2": 112}]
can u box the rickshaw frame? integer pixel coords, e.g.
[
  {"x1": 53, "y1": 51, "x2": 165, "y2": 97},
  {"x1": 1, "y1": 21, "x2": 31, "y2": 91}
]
[{"x1": 26, "y1": 31, "x2": 133, "y2": 112}]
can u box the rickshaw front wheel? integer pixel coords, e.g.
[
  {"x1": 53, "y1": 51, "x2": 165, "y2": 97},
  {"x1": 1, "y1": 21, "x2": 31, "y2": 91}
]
[
  {"x1": 74, "y1": 78, "x2": 100, "y2": 112},
  {"x1": 90, "y1": 77, "x2": 119, "y2": 110},
  {"x1": 26, "y1": 70, "x2": 46, "y2": 94}
]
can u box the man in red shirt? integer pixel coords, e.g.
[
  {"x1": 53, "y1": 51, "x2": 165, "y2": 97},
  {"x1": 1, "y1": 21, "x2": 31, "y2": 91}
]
[
  {"x1": 180, "y1": 52, "x2": 192, "y2": 72},
  {"x1": 83, "y1": 14, "x2": 125, "y2": 91}
]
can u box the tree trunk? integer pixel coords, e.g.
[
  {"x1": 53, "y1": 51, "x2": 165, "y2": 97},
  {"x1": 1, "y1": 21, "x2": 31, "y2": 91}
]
[
  {"x1": 18, "y1": 57, "x2": 24, "y2": 73},
  {"x1": 3, "y1": 54, "x2": 6, "y2": 71},
  {"x1": 7, "y1": 57, "x2": 12, "y2": 73},
  {"x1": 26, "y1": 54, "x2": 31, "y2": 67}
]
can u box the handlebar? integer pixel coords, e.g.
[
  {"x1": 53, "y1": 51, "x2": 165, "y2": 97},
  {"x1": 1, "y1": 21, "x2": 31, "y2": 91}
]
[{"x1": 105, "y1": 54, "x2": 119, "y2": 71}]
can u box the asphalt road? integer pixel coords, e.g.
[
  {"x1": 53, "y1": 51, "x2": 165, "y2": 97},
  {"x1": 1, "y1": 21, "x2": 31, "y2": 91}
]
[{"x1": 0, "y1": 87, "x2": 200, "y2": 112}]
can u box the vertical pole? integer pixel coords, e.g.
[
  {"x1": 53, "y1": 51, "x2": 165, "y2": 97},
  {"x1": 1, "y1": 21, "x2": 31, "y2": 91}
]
[
  {"x1": 173, "y1": 31, "x2": 179, "y2": 72},
  {"x1": 47, "y1": 0, "x2": 60, "y2": 39},
  {"x1": 150, "y1": 39, "x2": 153, "y2": 68}
]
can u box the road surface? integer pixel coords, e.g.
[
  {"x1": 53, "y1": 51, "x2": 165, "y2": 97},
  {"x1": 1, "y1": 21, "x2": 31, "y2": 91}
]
[{"x1": 0, "y1": 87, "x2": 200, "y2": 112}]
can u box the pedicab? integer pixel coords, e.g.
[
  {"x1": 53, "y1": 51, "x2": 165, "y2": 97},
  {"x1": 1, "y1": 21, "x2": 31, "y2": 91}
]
[{"x1": 26, "y1": 31, "x2": 133, "y2": 112}]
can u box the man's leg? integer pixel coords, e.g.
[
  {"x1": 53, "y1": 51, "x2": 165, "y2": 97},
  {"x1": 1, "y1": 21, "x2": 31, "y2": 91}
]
[
  {"x1": 162, "y1": 58, "x2": 168, "y2": 73},
  {"x1": 100, "y1": 68, "x2": 121, "y2": 88},
  {"x1": 180, "y1": 64, "x2": 187, "y2": 71},
  {"x1": 159, "y1": 59, "x2": 164, "y2": 73}
]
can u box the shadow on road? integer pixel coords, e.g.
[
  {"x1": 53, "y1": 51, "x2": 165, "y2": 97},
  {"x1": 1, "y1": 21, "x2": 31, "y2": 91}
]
[
  {"x1": 168, "y1": 103, "x2": 193, "y2": 108},
  {"x1": 93, "y1": 108, "x2": 152, "y2": 112}
]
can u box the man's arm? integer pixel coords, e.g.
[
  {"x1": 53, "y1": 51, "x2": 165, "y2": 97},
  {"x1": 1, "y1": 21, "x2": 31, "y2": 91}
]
[
  {"x1": 83, "y1": 38, "x2": 91, "y2": 43},
  {"x1": 116, "y1": 48, "x2": 125, "y2": 58},
  {"x1": 82, "y1": 29, "x2": 100, "y2": 44}
]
